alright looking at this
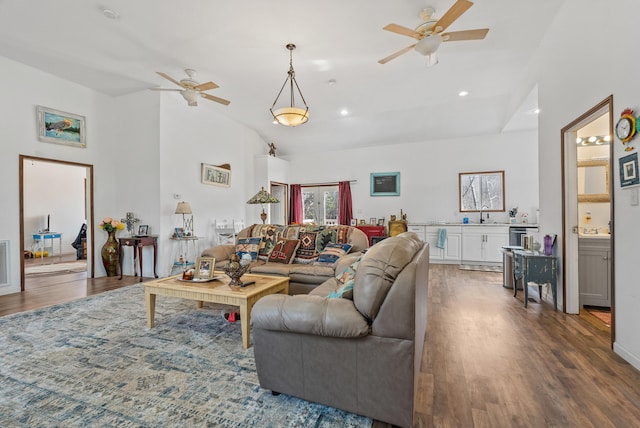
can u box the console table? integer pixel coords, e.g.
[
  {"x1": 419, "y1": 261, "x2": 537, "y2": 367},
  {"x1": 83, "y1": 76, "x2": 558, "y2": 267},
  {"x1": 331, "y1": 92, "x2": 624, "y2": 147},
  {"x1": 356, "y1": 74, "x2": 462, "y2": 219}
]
[
  {"x1": 32, "y1": 232, "x2": 62, "y2": 259},
  {"x1": 513, "y1": 250, "x2": 557, "y2": 310},
  {"x1": 118, "y1": 235, "x2": 159, "y2": 282},
  {"x1": 356, "y1": 225, "x2": 387, "y2": 246}
]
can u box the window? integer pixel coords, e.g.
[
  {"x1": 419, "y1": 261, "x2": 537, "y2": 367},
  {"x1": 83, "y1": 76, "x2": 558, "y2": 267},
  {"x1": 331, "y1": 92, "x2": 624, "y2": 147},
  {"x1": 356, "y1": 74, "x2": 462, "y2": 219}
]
[
  {"x1": 459, "y1": 171, "x2": 505, "y2": 212},
  {"x1": 301, "y1": 186, "x2": 338, "y2": 225}
]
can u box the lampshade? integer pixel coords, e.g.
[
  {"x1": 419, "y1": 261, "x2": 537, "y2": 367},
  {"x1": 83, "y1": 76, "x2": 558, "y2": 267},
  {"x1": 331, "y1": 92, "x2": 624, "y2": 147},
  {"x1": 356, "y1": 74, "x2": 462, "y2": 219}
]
[
  {"x1": 175, "y1": 202, "x2": 192, "y2": 214},
  {"x1": 270, "y1": 43, "x2": 309, "y2": 127},
  {"x1": 246, "y1": 187, "x2": 279, "y2": 205}
]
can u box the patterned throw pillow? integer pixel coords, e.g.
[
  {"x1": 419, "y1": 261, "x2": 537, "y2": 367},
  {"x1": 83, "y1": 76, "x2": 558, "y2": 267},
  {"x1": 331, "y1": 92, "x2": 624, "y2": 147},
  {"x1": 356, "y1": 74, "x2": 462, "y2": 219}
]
[
  {"x1": 317, "y1": 242, "x2": 352, "y2": 264},
  {"x1": 328, "y1": 278, "x2": 355, "y2": 299},
  {"x1": 295, "y1": 231, "x2": 319, "y2": 260},
  {"x1": 235, "y1": 237, "x2": 261, "y2": 260},
  {"x1": 268, "y1": 239, "x2": 301, "y2": 264},
  {"x1": 336, "y1": 254, "x2": 363, "y2": 283}
]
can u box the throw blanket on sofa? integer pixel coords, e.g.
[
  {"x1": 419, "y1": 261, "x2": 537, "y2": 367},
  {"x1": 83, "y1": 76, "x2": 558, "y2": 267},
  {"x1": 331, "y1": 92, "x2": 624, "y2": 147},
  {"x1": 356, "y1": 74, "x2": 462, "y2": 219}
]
[{"x1": 248, "y1": 224, "x2": 354, "y2": 263}]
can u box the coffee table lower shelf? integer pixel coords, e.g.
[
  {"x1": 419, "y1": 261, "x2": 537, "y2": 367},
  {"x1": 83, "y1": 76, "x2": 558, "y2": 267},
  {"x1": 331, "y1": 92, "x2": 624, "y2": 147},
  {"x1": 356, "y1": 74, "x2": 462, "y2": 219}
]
[{"x1": 144, "y1": 272, "x2": 289, "y2": 349}]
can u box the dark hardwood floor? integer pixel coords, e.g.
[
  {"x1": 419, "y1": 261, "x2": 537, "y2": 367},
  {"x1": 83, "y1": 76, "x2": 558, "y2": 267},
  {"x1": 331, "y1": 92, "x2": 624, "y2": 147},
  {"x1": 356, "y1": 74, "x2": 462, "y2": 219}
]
[{"x1": 3, "y1": 263, "x2": 640, "y2": 427}]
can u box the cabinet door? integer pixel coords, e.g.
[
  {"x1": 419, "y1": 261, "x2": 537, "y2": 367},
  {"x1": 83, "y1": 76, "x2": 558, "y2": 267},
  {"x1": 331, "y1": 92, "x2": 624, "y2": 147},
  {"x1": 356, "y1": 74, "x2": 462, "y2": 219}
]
[
  {"x1": 579, "y1": 247, "x2": 610, "y2": 307},
  {"x1": 407, "y1": 225, "x2": 426, "y2": 242},
  {"x1": 462, "y1": 231, "x2": 484, "y2": 262},
  {"x1": 424, "y1": 232, "x2": 444, "y2": 260},
  {"x1": 444, "y1": 233, "x2": 462, "y2": 261},
  {"x1": 484, "y1": 232, "x2": 509, "y2": 263}
]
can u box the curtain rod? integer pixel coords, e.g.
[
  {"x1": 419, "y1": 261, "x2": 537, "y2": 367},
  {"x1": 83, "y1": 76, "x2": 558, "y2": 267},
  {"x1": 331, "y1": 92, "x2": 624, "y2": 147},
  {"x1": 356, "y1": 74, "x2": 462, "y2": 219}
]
[{"x1": 297, "y1": 180, "x2": 357, "y2": 186}]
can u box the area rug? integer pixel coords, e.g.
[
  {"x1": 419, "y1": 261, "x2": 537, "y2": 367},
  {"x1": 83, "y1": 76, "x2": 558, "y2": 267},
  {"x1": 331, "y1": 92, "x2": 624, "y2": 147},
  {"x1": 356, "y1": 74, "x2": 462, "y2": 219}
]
[
  {"x1": 0, "y1": 285, "x2": 371, "y2": 427},
  {"x1": 24, "y1": 260, "x2": 87, "y2": 276},
  {"x1": 587, "y1": 308, "x2": 612, "y2": 327},
  {"x1": 459, "y1": 264, "x2": 503, "y2": 273}
]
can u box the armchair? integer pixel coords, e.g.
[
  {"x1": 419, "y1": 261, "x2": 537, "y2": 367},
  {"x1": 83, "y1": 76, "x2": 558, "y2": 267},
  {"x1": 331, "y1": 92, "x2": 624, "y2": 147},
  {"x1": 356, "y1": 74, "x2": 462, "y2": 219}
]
[{"x1": 251, "y1": 232, "x2": 429, "y2": 427}]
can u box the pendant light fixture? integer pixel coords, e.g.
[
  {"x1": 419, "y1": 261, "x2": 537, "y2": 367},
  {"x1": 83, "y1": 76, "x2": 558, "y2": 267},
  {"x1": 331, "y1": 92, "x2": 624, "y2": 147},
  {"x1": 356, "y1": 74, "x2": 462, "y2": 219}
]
[{"x1": 270, "y1": 43, "x2": 309, "y2": 127}]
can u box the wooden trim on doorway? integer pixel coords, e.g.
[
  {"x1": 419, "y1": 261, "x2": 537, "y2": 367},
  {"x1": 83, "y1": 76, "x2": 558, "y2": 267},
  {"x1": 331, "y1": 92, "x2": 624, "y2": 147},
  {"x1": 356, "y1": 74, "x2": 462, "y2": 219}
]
[
  {"x1": 19, "y1": 155, "x2": 95, "y2": 291},
  {"x1": 560, "y1": 94, "x2": 615, "y2": 346}
]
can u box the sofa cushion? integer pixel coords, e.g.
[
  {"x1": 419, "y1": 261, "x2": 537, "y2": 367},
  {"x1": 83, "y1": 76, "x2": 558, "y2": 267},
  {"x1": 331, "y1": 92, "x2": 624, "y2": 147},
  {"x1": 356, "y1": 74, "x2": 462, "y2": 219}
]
[
  {"x1": 267, "y1": 239, "x2": 300, "y2": 264},
  {"x1": 317, "y1": 242, "x2": 352, "y2": 264},
  {"x1": 236, "y1": 237, "x2": 261, "y2": 260},
  {"x1": 251, "y1": 224, "x2": 285, "y2": 257},
  {"x1": 354, "y1": 232, "x2": 423, "y2": 321}
]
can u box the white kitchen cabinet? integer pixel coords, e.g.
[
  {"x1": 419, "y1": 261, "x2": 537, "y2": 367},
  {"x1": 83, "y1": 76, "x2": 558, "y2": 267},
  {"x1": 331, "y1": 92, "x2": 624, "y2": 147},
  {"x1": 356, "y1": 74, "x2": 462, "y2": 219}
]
[
  {"x1": 578, "y1": 238, "x2": 610, "y2": 307},
  {"x1": 407, "y1": 225, "x2": 462, "y2": 263},
  {"x1": 461, "y1": 226, "x2": 509, "y2": 264}
]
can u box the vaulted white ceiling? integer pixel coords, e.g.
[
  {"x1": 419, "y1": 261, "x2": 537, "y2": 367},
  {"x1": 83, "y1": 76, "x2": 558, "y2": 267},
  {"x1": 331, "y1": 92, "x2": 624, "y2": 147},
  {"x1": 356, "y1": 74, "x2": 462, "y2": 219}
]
[{"x1": 0, "y1": 0, "x2": 564, "y2": 155}]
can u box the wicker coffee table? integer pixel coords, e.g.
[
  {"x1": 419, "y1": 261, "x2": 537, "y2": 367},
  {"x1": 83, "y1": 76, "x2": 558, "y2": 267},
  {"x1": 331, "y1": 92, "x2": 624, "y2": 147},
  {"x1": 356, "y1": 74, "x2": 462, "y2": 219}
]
[{"x1": 144, "y1": 272, "x2": 289, "y2": 349}]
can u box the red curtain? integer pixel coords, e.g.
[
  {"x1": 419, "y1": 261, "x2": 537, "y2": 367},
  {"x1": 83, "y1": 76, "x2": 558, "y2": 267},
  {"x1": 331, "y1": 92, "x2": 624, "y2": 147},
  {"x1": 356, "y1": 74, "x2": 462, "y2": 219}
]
[
  {"x1": 289, "y1": 184, "x2": 303, "y2": 224},
  {"x1": 338, "y1": 181, "x2": 353, "y2": 225}
]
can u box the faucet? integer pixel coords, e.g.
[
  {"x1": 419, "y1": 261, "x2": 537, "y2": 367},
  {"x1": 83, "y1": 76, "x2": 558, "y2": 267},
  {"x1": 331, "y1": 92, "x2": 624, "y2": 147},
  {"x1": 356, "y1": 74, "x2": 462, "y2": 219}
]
[{"x1": 480, "y1": 205, "x2": 488, "y2": 223}]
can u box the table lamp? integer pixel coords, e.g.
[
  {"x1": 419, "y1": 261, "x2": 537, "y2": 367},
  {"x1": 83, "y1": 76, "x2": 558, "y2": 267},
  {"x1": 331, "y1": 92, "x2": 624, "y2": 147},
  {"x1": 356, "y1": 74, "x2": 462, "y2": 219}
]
[
  {"x1": 247, "y1": 187, "x2": 279, "y2": 224},
  {"x1": 175, "y1": 201, "x2": 194, "y2": 236}
]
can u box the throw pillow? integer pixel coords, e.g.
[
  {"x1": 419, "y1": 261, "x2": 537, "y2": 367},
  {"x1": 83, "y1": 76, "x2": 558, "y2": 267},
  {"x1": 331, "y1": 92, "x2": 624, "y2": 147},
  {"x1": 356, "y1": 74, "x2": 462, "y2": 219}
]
[
  {"x1": 317, "y1": 242, "x2": 352, "y2": 264},
  {"x1": 235, "y1": 237, "x2": 261, "y2": 260},
  {"x1": 268, "y1": 239, "x2": 301, "y2": 264},
  {"x1": 328, "y1": 278, "x2": 355, "y2": 300},
  {"x1": 295, "y1": 231, "x2": 319, "y2": 260},
  {"x1": 336, "y1": 254, "x2": 363, "y2": 283}
]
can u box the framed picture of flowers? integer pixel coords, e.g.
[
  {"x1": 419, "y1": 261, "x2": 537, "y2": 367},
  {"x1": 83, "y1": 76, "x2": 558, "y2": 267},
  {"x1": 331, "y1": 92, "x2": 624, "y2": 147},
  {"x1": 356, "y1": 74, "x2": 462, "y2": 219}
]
[{"x1": 37, "y1": 106, "x2": 86, "y2": 148}]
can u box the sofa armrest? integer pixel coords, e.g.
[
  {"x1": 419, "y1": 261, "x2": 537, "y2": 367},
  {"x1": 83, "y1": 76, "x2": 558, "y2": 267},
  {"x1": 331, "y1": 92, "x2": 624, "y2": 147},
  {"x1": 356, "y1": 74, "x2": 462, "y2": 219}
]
[
  {"x1": 201, "y1": 244, "x2": 235, "y2": 261},
  {"x1": 251, "y1": 294, "x2": 370, "y2": 338}
]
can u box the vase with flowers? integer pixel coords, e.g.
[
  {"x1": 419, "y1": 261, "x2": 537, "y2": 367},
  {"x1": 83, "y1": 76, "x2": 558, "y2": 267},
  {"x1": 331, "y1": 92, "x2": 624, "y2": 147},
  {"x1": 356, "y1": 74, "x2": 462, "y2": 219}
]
[{"x1": 100, "y1": 217, "x2": 125, "y2": 277}]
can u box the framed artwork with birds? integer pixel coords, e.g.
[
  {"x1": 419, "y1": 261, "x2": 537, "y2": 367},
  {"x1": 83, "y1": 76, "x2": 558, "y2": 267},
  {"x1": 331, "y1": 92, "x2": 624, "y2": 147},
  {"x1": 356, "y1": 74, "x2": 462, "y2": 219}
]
[{"x1": 36, "y1": 106, "x2": 86, "y2": 148}]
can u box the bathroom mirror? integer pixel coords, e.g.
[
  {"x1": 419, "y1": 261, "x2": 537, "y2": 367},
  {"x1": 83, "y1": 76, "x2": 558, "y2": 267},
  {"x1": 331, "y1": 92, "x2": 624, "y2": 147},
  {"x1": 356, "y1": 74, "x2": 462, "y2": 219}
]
[
  {"x1": 459, "y1": 170, "x2": 505, "y2": 212},
  {"x1": 577, "y1": 160, "x2": 610, "y2": 202}
]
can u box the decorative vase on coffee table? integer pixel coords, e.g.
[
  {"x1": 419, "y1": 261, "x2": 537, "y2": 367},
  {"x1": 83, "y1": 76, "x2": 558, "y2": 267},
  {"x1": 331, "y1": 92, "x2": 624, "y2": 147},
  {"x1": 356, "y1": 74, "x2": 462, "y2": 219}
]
[{"x1": 101, "y1": 230, "x2": 119, "y2": 277}]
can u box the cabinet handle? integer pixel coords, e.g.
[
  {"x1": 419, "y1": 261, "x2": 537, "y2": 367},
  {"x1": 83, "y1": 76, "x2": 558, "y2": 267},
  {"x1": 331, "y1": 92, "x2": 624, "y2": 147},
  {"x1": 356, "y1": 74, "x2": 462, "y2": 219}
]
[{"x1": 603, "y1": 256, "x2": 608, "y2": 260}]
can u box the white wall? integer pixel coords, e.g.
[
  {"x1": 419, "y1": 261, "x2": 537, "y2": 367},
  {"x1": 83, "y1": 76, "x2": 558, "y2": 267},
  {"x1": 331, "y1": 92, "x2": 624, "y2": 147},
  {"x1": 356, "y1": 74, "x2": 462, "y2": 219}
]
[
  {"x1": 0, "y1": 56, "x2": 269, "y2": 291},
  {"x1": 23, "y1": 160, "x2": 86, "y2": 254},
  {"x1": 284, "y1": 130, "x2": 539, "y2": 225},
  {"x1": 530, "y1": 0, "x2": 640, "y2": 368},
  {"x1": 157, "y1": 93, "x2": 266, "y2": 276},
  {"x1": 0, "y1": 55, "x2": 119, "y2": 293}
]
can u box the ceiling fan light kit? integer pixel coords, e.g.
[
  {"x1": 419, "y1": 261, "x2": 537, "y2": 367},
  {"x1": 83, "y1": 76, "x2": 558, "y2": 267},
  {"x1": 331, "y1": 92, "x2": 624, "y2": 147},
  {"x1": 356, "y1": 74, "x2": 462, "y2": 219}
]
[
  {"x1": 152, "y1": 69, "x2": 230, "y2": 107},
  {"x1": 378, "y1": 0, "x2": 488, "y2": 65},
  {"x1": 270, "y1": 43, "x2": 309, "y2": 127}
]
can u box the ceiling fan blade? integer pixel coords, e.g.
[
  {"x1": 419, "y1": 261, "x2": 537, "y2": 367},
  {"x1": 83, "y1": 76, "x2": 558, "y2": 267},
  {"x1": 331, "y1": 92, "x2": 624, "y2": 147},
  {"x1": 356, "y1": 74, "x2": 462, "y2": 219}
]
[
  {"x1": 383, "y1": 24, "x2": 422, "y2": 39},
  {"x1": 149, "y1": 87, "x2": 182, "y2": 92},
  {"x1": 434, "y1": 0, "x2": 473, "y2": 33},
  {"x1": 201, "y1": 93, "x2": 231, "y2": 106},
  {"x1": 378, "y1": 44, "x2": 417, "y2": 64},
  {"x1": 442, "y1": 28, "x2": 489, "y2": 42},
  {"x1": 194, "y1": 81, "x2": 219, "y2": 91},
  {"x1": 156, "y1": 72, "x2": 187, "y2": 88}
]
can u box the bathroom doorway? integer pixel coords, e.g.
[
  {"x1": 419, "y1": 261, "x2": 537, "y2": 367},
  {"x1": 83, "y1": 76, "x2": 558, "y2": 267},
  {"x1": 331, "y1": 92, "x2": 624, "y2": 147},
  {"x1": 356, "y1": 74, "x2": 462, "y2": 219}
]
[
  {"x1": 561, "y1": 95, "x2": 614, "y2": 343},
  {"x1": 19, "y1": 155, "x2": 95, "y2": 292}
]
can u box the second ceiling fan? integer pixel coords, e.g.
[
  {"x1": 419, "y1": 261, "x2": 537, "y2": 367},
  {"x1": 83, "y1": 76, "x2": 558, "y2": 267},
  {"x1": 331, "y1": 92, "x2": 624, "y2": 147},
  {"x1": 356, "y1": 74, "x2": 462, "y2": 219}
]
[{"x1": 378, "y1": 0, "x2": 489, "y2": 66}]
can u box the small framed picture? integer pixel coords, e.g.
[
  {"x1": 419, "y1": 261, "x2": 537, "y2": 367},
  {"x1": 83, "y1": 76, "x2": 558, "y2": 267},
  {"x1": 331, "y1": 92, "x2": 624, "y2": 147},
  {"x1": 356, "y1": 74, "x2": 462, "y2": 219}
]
[
  {"x1": 377, "y1": 218, "x2": 385, "y2": 226},
  {"x1": 620, "y1": 152, "x2": 639, "y2": 187},
  {"x1": 370, "y1": 217, "x2": 376, "y2": 225},
  {"x1": 201, "y1": 163, "x2": 231, "y2": 187},
  {"x1": 350, "y1": 218, "x2": 357, "y2": 226},
  {"x1": 194, "y1": 257, "x2": 215, "y2": 280},
  {"x1": 37, "y1": 106, "x2": 86, "y2": 148},
  {"x1": 137, "y1": 225, "x2": 149, "y2": 236},
  {"x1": 359, "y1": 219, "x2": 366, "y2": 225},
  {"x1": 174, "y1": 227, "x2": 184, "y2": 238}
]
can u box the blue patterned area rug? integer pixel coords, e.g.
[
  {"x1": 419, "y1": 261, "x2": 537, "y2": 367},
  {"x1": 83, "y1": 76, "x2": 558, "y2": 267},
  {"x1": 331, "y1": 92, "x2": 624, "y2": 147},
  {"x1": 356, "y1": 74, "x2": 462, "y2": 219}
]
[{"x1": 0, "y1": 285, "x2": 372, "y2": 427}]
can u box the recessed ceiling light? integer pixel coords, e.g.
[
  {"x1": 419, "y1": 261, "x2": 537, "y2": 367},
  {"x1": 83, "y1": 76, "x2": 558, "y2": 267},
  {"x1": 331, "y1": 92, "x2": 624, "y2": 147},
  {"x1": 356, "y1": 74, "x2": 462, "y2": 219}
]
[
  {"x1": 340, "y1": 109, "x2": 349, "y2": 116},
  {"x1": 458, "y1": 91, "x2": 469, "y2": 97},
  {"x1": 328, "y1": 79, "x2": 337, "y2": 85},
  {"x1": 102, "y1": 8, "x2": 119, "y2": 20}
]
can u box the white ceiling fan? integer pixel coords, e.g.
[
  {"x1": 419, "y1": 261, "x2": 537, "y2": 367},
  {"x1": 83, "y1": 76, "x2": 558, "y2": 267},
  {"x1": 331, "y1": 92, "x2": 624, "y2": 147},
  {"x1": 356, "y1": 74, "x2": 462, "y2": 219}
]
[
  {"x1": 151, "y1": 69, "x2": 230, "y2": 107},
  {"x1": 378, "y1": 0, "x2": 489, "y2": 66}
]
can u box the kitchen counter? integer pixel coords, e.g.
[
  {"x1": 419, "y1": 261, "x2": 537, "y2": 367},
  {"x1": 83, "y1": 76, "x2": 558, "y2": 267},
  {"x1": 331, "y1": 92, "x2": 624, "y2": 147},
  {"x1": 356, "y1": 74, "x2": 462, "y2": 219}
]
[
  {"x1": 410, "y1": 222, "x2": 539, "y2": 227},
  {"x1": 578, "y1": 233, "x2": 610, "y2": 239}
]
